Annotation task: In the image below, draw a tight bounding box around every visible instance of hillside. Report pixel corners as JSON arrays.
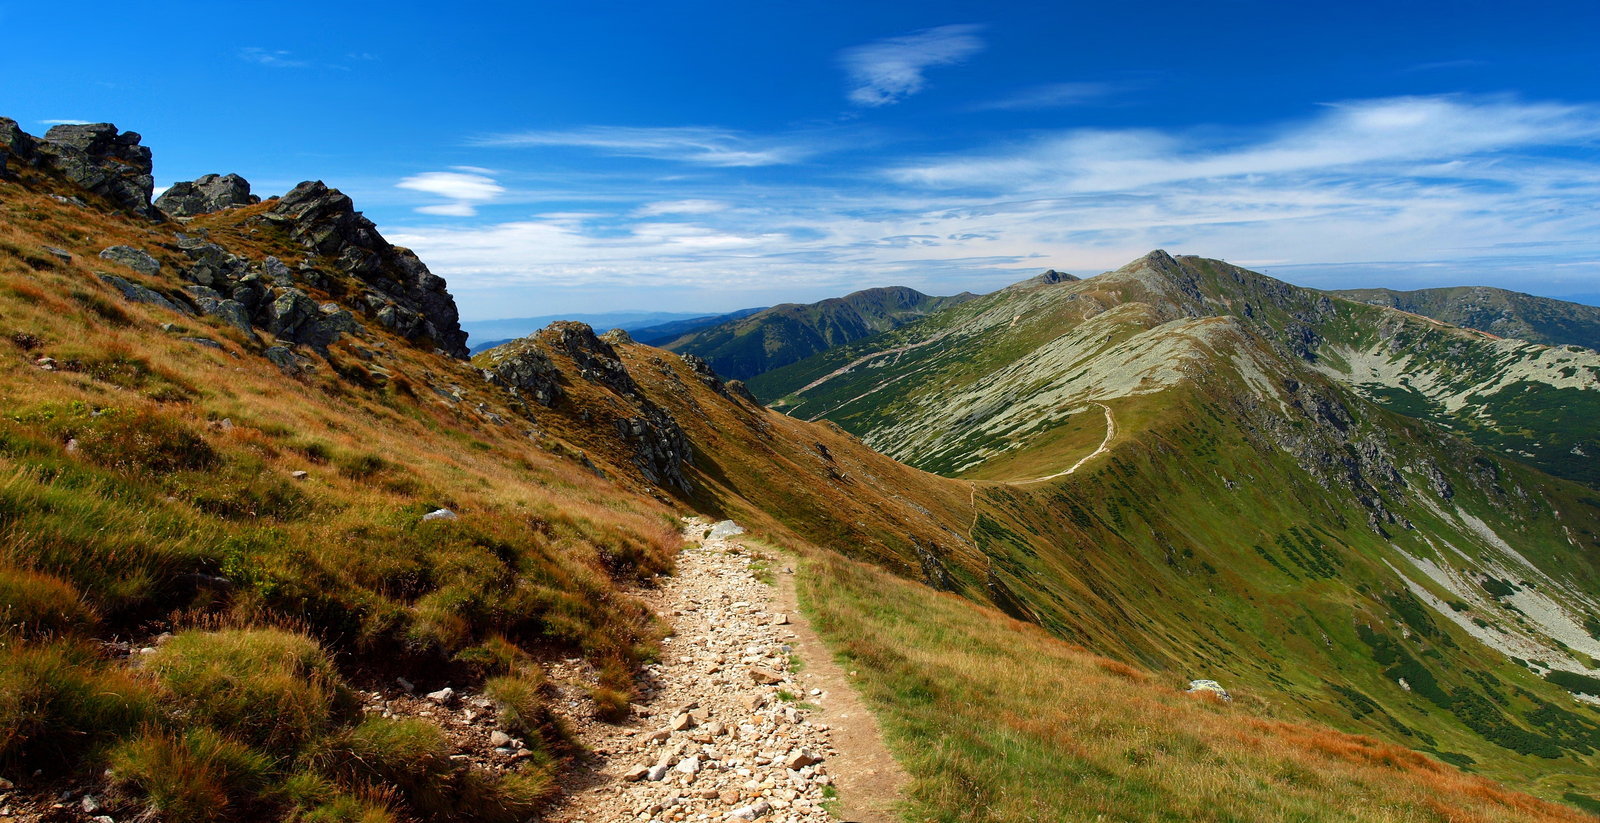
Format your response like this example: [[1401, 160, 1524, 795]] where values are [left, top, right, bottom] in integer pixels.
[[759, 251, 1600, 804], [1333, 286, 1600, 352], [3, 116, 1600, 823], [659, 285, 979, 380]]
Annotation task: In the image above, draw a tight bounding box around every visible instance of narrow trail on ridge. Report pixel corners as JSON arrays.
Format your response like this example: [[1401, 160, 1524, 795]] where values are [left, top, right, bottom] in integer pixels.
[[1013, 402, 1116, 485], [542, 516, 906, 823]]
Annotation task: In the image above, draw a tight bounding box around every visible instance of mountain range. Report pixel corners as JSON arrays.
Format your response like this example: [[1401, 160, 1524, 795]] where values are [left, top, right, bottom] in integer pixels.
[[4, 117, 1600, 822]]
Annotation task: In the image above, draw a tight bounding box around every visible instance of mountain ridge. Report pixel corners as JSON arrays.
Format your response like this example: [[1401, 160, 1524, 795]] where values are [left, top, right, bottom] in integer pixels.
[[659, 284, 978, 380], [1331, 285, 1600, 352]]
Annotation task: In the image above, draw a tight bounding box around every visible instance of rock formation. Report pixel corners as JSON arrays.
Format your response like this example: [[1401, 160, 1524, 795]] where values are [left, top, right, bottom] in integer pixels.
[[35, 123, 158, 218], [263, 181, 469, 358], [156, 173, 258, 216]]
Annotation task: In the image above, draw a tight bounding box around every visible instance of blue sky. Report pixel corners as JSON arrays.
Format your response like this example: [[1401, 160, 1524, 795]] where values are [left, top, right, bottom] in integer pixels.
[[4, 1, 1600, 320]]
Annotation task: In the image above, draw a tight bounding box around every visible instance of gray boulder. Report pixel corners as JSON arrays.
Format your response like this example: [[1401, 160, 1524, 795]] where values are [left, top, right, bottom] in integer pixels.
[[174, 236, 249, 287], [155, 173, 258, 217], [36, 124, 157, 218], [99, 245, 161, 276], [98, 274, 189, 316], [708, 520, 745, 540]]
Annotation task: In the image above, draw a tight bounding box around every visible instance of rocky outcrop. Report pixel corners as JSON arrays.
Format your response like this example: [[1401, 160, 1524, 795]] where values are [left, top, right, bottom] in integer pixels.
[[156, 173, 258, 216], [34, 124, 158, 218], [544, 321, 644, 398], [0, 117, 37, 178], [480, 343, 564, 407], [263, 181, 469, 358]]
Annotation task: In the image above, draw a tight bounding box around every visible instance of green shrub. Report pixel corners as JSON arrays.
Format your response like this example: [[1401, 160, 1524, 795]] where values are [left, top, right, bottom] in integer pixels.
[[110, 728, 273, 823], [146, 629, 351, 752]]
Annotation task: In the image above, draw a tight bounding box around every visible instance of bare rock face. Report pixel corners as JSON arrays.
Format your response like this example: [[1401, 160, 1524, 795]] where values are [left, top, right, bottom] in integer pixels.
[[156, 173, 258, 216], [264, 181, 469, 358], [35, 123, 158, 218], [0, 117, 38, 178]]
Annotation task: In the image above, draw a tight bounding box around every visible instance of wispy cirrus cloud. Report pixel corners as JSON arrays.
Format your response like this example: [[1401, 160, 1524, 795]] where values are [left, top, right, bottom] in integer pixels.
[[840, 24, 985, 107], [471, 126, 817, 167], [396, 169, 505, 217], [239, 47, 308, 68], [889, 95, 1600, 191], [39, 119, 92, 126], [970, 81, 1124, 111]]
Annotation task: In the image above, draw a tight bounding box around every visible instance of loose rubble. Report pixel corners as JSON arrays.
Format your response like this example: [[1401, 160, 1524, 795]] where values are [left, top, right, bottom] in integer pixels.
[[546, 517, 840, 823]]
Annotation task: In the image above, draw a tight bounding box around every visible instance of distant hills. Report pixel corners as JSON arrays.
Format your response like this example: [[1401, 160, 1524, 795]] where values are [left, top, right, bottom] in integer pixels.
[[463, 310, 739, 354], [657, 285, 979, 380], [1332, 286, 1600, 352], [631, 306, 766, 345]]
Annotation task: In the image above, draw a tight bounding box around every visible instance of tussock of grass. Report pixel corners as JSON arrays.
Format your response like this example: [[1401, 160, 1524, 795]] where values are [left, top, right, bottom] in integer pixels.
[[110, 728, 274, 823], [146, 629, 353, 753], [0, 640, 156, 767], [485, 672, 567, 760], [308, 717, 550, 822], [0, 566, 95, 635]]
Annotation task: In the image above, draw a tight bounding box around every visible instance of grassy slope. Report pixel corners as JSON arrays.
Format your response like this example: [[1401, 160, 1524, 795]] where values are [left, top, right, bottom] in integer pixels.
[[0, 167, 684, 820], [749, 254, 1600, 810], [796, 543, 1594, 823]]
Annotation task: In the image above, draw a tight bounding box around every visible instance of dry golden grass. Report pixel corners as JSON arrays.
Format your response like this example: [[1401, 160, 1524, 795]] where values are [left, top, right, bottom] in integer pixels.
[[795, 546, 1594, 823]]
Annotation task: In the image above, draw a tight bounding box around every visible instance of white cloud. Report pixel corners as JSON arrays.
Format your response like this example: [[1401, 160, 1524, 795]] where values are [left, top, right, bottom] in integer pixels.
[[396, 170, 505, 217], [239, 47, 308, 68], [39, 119, 92, 126], [890, 95, 1600, 191], [634, 199, 730, 216], [472, 126, 815, 167], [840, 24, 985, 107], [396, 95, 1600, 316]]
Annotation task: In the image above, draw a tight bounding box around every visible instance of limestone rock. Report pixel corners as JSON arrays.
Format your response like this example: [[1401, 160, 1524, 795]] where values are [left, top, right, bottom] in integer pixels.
[[155, 173, 257, 216], [749, 667, 782, 685], [422, 508, 458, 522], [708, 520, 745, 540], [1185, 679, 1231, 701], [785, 749, 820, 770]]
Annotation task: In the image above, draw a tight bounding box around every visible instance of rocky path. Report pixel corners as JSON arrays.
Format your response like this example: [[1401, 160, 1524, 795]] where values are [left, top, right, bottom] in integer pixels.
[[543, 517, 905, 823]]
